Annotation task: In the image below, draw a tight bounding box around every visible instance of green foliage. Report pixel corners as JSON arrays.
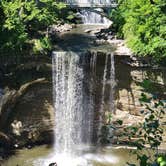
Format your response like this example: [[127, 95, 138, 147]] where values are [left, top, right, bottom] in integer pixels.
[[140, 79, 155, 93], [126, 86, 166, 166], [116, 119, 123, 125], [0, 0, 27, 52], [0, 0, 68, 55], [33, 37, 52, 54], [109, 7, 125, 38], [110, 0, 166, 61], [157, 155, 166, 166]]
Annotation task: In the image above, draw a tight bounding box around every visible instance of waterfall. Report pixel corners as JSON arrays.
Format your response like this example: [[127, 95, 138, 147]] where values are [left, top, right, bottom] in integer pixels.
[[52, 51, 85, 155], [64, 0, 113, 25], [80, 9, 112, 25], [97, 53, 115, 141], [90, 52, 97, 74], [98, 54, 108, 134], [48, 52, 116, 166], [89, 53, 97, 141], [109, 53, 115, 113]]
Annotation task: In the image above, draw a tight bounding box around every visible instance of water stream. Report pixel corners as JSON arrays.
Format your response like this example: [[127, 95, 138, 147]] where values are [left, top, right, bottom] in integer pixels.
[[49, 52, 116, 166], [65, 0, 115, 4], [65, 0, 113, 25], [52, 52, 85, 155], [79, 9, 112, 25]]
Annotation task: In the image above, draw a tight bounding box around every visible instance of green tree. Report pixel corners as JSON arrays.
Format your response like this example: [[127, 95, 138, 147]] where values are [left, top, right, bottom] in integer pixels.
[[126, 80, 166, 166], [0, 0, 67, 55], [110, 0, 166, 61]]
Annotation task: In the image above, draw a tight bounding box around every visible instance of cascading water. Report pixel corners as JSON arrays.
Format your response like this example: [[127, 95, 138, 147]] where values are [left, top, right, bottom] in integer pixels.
[[35, 52, 116, 166], [51, 51, 94, 166], [64, 0, 113, 25], [52, 52, 84, 155], [65, 0, 115, 5], [80, 9, 112, 25], [52, 51, 116, 152], [90, 52, 97, 74], [98, 54, 108, 137], [109, 53, 115, 114], [97, 53, 115, 140]]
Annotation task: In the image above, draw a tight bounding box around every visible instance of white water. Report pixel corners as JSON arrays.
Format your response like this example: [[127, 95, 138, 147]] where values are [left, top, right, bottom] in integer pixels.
[[52, 51, 116, 151], [80, 9, 112, 25], [65, 0, 113, 25], [98, 54, 108, 136], [88, 53, 97, 141], [52, 51, 116, 158], [90, 53, 97, 74], [97, 53, 115, 139], [109, 53, 115, 113], [35, 52, 116, 166], [65, 0, 115, 5], [52, 51, 86, 155]]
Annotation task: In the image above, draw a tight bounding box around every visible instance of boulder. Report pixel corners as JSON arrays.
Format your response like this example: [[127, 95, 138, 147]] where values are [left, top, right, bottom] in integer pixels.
[[49, 163, 57, 166], [49, 23, 73, 34]]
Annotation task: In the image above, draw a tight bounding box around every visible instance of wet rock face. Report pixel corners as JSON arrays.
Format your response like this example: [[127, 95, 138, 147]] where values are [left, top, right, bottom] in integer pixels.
[[6, 82, 54, 147]]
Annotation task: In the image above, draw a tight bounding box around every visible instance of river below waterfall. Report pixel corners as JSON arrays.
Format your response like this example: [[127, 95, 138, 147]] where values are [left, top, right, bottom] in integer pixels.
[[2, 145, 140, 166]]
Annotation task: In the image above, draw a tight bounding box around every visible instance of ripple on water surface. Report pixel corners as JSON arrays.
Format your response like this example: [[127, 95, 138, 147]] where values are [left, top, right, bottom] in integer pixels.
[[2, 145, 139, 166], [34, 152, 119, 166]]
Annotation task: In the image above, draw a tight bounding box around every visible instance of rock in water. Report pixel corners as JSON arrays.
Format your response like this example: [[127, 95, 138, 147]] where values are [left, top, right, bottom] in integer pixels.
[[49, 163, 57, 166]]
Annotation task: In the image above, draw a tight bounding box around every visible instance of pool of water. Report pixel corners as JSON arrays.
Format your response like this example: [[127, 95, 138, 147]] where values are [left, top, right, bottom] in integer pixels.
[[2, 145, 139, 166], [53, 25, 114, 52]]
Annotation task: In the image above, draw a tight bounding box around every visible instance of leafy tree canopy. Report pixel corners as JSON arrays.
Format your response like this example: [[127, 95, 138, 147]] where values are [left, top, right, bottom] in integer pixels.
[[0, 0, 71, 55], [111, 0, 166, 61]]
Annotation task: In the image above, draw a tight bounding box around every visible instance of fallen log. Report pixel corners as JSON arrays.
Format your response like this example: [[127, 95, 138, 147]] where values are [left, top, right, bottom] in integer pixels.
[[0, 78, 48, 129]]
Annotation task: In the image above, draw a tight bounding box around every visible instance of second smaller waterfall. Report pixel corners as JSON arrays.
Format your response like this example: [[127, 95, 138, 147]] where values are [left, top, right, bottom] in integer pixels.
[[109, 53, 115, 114], [80, 9, 112, 25]]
